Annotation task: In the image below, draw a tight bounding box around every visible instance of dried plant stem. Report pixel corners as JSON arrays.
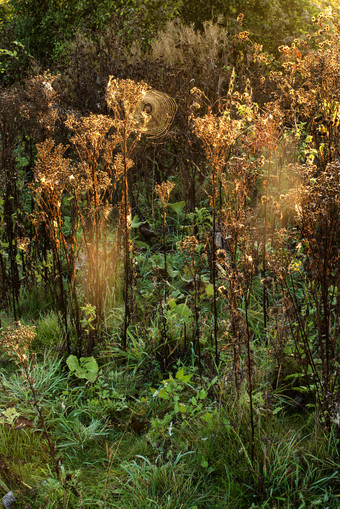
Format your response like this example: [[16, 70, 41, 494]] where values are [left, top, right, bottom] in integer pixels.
[[23, 363, 60, 476], [122, 132, 130, 350], [211, 171, 219, 365], [245, 286, 255, 464], [262, 198, 268, 344], [193, 269, 201, 369]]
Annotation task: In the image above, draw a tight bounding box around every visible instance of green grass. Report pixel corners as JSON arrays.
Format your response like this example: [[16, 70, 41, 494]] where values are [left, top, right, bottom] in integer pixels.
[[0, 314, 339, 508]]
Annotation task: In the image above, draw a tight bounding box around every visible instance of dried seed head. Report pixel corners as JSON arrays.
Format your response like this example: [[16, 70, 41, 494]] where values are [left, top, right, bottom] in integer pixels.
[[155, 181, 175, 207]]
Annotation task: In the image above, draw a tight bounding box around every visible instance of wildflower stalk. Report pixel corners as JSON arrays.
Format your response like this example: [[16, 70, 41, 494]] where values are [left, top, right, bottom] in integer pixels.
[[155, 181, 175, 361], [122, 128, 130, 350], [245, 285, 255, 463], [178, 235, 203, 367]]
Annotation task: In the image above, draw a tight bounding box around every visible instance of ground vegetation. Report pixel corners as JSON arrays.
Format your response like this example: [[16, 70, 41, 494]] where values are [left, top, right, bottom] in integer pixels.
[[0, 2, 339, 507]]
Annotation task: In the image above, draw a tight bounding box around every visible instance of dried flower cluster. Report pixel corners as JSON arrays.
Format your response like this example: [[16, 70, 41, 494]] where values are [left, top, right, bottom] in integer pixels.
[[155, 181, 175, 207]]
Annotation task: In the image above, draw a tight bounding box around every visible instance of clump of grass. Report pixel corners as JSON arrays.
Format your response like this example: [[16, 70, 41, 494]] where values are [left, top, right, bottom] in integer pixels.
[[118, 454, 213, 509]]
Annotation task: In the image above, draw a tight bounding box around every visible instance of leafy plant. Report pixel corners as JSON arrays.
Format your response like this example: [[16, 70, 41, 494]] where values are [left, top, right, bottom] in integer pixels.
[[66, 355, 99, 383]]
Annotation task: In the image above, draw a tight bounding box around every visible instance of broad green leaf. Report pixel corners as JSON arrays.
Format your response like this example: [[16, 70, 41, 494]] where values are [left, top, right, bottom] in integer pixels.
[[175, 367, 185, 380], [66, 355, 81, 374], [66, 355, 98, 382], [135, 241, 149, 249], [170, 302, 192, 321], [176, 368, 193, 383], [168, 201, 185, 214]]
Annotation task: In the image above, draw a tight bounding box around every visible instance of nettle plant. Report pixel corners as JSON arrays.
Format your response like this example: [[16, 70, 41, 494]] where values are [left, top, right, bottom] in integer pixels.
[[147, 367, 217, 442], [189, 74, 273, 349], [190, 76, 244, 364]]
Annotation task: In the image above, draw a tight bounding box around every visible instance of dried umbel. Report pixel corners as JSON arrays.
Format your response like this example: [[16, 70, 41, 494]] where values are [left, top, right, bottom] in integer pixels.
[[32, 140, 73, 251], [19, 75, 59, 140], [65, 113, 118, 200], [297, 160, 340, 278], [113, 153, 134, 184], [34, 139, 72, 195], [66, 114, 118, 165]]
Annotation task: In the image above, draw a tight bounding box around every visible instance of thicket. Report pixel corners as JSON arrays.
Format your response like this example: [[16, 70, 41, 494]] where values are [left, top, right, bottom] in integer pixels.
[[0, 4, 339, 508], [1, 0, 339, 76]]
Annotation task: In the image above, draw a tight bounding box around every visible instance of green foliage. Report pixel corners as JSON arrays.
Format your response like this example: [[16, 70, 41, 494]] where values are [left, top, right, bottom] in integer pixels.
[[3, 0, 327, 71], [8, 0, 113, 60], [147, 367, 217, 443], [66, 355, 99, 383], [179, 0, 318, 53], [6, 0, 182, 64]]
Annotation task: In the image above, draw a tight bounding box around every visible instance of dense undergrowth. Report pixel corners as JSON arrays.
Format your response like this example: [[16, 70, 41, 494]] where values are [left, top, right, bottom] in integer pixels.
[[0, 4, 339, 508]]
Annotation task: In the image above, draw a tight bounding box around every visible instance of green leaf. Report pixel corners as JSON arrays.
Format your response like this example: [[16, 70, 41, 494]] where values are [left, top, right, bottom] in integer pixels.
[[79, 357, 99, 382], [66, 355, 81, 374], [198, 389, 208, 400], [175, 367, 185, 380], [168, 201, 186, 215], [168, 298, 176, 309], [167, 265, 179, 277], [201, 412, 213, 423], [176, 367, 193, 383], [135, 241, 149, 249], [131, 216, 145, 228], [66, 355, 98, 382], [178, 403, 187, 413], [169, 302, 192, 321], [0, 407, 20, 425]]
